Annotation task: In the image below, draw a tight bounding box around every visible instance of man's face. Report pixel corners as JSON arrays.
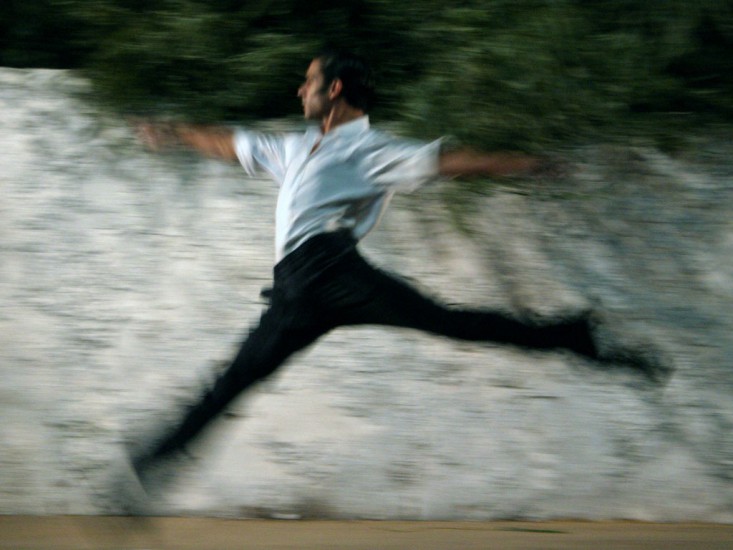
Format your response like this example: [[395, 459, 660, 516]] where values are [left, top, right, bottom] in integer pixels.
[[298, 59, 331, 120]]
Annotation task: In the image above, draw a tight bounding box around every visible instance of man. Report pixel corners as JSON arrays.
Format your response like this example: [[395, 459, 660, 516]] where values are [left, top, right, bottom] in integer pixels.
[[128, 51, 664, 504]]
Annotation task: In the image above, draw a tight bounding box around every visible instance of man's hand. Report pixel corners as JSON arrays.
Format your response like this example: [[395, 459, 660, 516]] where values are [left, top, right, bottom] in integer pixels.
[[526, 155, 571, 181], [133, 121, 181, 152], [132, 120, 237, 161], [439, 149, 570, 180]]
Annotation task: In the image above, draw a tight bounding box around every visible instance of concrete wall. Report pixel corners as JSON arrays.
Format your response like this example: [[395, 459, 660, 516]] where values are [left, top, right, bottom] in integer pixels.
[[1, 68, 732, 521]]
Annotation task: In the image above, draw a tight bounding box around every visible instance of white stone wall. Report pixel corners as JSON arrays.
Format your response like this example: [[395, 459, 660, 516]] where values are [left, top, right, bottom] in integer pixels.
[[1, 69, 732, 521]]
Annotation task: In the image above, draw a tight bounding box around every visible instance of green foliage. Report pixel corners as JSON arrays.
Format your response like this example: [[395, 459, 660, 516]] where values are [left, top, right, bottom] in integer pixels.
[[398, 1, 733, 150], [0, 0, 91, 67], [2, 0, 732, 146]]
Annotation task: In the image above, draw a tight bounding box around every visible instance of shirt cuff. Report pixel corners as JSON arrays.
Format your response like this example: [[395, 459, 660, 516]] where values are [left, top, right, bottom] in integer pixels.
[[233, 128, 257, 175]]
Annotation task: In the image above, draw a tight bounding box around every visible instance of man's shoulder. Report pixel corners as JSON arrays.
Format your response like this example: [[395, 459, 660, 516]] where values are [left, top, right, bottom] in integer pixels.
[[235, 125, 314, 149], [354, 125, 432, 153], [355, 125, 401, 146]]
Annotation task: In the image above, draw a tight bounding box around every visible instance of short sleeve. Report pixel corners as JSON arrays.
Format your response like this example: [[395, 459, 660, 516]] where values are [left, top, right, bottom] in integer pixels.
[[361, 135, 443, 192]]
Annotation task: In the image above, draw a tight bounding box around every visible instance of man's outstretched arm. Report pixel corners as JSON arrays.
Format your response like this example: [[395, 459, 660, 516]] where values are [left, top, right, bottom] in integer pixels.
[[439, 149, 562, 179], [136, 122, 238, 161]]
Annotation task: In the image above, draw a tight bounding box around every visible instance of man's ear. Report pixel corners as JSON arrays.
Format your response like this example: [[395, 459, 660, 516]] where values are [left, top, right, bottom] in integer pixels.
[[328, 78, 343, 100]]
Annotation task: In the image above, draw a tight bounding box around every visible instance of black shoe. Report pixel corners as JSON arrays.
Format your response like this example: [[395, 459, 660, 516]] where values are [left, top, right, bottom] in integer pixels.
[[101, 440, 189, 517], [588, 311, 673, 384], [130, 446, 190, 501], [103, 453, 155, 517], [596, 344, 673, 384]]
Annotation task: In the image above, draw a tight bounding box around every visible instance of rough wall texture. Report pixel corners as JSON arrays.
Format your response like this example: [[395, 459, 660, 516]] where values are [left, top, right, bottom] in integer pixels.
[[1, 69, 732, 521]]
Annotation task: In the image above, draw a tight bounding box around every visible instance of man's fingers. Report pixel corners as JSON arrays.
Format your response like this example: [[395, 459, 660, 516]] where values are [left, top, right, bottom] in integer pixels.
[[531, 155, 572, 180], [132, 121, 174, 151], [137, 123, 161, 150]]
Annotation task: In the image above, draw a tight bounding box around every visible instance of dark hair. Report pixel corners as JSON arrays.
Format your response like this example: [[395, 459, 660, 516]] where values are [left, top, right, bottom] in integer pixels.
[[316, 50, 375, 112]]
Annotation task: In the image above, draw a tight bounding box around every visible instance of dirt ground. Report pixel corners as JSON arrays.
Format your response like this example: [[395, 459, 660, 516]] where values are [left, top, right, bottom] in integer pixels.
[[1, 517, 732, 550]]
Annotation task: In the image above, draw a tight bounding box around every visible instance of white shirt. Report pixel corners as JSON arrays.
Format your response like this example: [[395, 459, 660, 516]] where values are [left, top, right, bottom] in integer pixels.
[[234, 116, 442, 261]]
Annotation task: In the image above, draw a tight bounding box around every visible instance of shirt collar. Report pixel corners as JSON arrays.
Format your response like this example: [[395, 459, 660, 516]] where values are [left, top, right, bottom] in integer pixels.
[[321, 115, 370, 139]]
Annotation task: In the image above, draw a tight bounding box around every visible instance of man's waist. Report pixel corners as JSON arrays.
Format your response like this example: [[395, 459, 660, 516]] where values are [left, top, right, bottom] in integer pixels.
[[274, 229, 358, 282]]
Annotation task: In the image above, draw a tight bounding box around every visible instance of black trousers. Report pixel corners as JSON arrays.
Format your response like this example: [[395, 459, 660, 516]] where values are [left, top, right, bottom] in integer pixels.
[[142, 230, 596, 461]]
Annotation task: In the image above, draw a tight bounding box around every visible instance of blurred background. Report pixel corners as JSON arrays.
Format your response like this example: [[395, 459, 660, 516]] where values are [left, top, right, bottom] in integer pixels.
[[2, 0, 732, 149]]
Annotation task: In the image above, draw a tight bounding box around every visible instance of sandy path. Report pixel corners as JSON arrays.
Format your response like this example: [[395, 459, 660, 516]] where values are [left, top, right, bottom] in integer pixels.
[[1, 517, 732, 550]]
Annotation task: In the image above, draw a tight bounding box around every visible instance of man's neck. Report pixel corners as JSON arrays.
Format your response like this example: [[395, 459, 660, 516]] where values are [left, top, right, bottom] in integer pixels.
[[320, 102, 365, 135]]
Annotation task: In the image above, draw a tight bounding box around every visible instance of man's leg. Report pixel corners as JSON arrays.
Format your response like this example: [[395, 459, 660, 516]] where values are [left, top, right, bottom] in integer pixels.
[[325, 252, 598, 359], [323, 250, 669, 380], [133, 297, 331, 470]]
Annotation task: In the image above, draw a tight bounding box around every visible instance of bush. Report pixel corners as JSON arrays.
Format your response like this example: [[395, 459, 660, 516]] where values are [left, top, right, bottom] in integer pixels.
[[2, 0, 731, 148]]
